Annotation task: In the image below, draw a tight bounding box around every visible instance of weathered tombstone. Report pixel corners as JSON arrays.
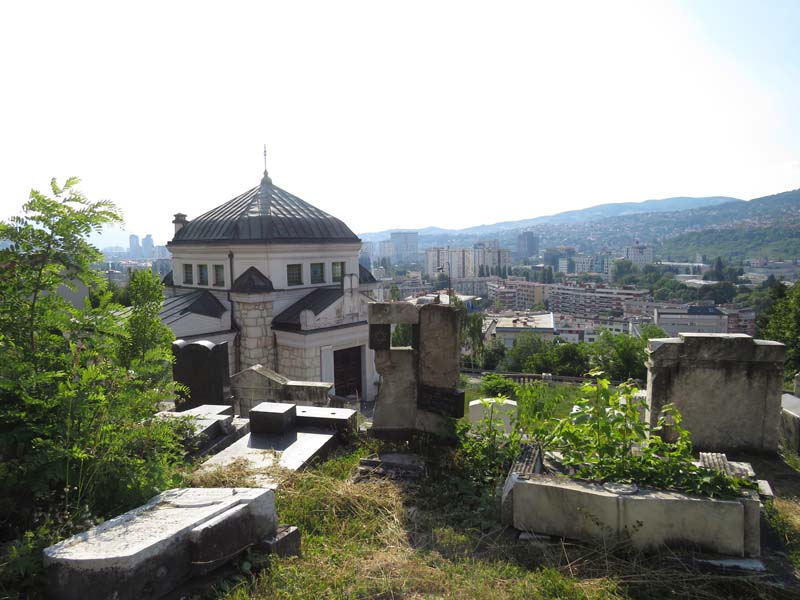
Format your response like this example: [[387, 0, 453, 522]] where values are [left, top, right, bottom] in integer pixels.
[[369, 302, 464, 439], [172, 340, 232, 410], [469, 398, 518, 434], [230, 364, 332, 415], [646, 333, 785, 453], [43, 487, 276, 600]]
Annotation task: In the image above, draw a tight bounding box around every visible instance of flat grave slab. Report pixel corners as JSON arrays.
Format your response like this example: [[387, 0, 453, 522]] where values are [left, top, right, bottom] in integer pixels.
[[43, 487, 275, 600], [201, 429, 338, 476]]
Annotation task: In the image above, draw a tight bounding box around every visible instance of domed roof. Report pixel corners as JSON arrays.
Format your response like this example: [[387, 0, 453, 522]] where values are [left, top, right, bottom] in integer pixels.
[[169, 171, 360, 246]]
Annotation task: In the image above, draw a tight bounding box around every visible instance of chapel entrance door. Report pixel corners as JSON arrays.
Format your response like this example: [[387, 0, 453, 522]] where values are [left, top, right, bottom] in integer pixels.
[[333, 346, 362, 398]]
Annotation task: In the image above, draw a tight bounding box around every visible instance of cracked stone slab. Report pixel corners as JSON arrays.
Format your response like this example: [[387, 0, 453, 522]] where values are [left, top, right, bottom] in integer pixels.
[[43, 487, 276, 600]]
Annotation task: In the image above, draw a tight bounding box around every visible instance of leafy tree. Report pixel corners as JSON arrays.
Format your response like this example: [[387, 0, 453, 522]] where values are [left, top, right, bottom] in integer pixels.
[[120, 270, 174, 370], [762, 281, 800, 377], [611, 259, 636, 282], [462, 311, 485, 369], [481, 338, 506, 370], [389, 285, 402, 301], [500, 332, 548, 372], [0, 179, 188, 586], [590, 330, 661, 381], [391, 323, 412, 347]]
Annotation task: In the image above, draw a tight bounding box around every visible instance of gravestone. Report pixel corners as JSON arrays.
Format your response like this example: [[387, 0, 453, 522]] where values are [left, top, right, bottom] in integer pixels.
[[172, 340, 232, 410], [369, 302, 464, 439], [646, 333, 785, 453], [469, 398, 518, 434], [43, 487, 276, 600], [155, 404, 249, 456], [230, 364, 332, 415]]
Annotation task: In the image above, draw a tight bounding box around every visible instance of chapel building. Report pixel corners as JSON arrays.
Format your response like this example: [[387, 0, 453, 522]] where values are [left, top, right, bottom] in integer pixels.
[[162, 166, 380, 401]]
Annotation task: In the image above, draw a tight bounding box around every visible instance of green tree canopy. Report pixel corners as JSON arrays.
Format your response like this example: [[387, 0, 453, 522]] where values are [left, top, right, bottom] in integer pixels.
[[0, 179, 187, 581], [762, 281, 800, 377]]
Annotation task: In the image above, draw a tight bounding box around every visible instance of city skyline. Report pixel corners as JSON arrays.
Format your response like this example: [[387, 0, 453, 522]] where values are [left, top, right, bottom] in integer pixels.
[[2, 1, 799, 246]]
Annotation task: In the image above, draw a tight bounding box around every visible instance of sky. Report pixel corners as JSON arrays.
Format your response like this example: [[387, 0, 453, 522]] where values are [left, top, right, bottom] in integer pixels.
[[0, 0, 798, 248]]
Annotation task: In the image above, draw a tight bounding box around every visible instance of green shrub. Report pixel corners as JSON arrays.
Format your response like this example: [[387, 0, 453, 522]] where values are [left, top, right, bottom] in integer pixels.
[[479, 373, 518, 400], [548, 371, 755, 498], [457, 397, 521, 486]]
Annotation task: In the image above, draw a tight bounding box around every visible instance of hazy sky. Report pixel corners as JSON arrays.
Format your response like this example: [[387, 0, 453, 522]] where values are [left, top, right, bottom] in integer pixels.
[[1, 0, 798, 247]]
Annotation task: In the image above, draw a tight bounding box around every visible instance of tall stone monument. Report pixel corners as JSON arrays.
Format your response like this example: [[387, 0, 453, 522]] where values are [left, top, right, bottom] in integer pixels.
[[368, 302, 464, 439], [646, 333, 785, 453], [172, 340, 232, 410]]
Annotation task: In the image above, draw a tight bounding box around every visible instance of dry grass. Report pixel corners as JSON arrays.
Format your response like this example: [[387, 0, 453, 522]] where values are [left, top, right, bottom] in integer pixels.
[[187, 457, 293, 489], [190, 444, 799, 600]]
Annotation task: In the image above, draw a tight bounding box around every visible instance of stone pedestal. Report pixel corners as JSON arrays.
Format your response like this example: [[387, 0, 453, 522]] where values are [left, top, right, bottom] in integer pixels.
[[646, 333, 785, 453]]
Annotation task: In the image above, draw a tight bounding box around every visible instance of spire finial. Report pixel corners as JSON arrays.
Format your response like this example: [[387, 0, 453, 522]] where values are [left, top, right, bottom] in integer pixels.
[[259, 144, 273, 211], [260, 144, 272, 185]]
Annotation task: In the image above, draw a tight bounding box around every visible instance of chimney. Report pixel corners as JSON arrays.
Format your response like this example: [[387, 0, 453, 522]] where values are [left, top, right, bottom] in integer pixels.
[[172, 213, 188, 234]]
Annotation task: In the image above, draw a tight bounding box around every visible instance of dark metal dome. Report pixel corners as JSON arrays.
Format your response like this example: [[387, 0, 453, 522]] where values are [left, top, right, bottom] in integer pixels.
[[169, 172, 360, 246]]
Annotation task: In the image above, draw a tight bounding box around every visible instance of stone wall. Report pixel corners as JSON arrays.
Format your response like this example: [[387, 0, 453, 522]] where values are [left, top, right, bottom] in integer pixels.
[[646, 333, 785, 453], [235, 299, 274, 370], [278, 345, 321, 382], [231, 364, 332, 414]]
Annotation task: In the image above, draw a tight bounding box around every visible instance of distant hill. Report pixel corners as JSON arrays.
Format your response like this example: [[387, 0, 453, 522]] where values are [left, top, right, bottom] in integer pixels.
[[654, 189, 800, 260], [358, 196, 741, 241]]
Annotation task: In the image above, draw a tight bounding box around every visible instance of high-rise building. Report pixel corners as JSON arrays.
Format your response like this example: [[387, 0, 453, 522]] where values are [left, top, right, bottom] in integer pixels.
[[517, 231, 539, 260], [390, 231, 419, 264], [141, 234, 155, 259], [625, 244, 654, 270], [378, 240, 395, 261], [425, 247, 448, 277], [129, 234, 141, 259]]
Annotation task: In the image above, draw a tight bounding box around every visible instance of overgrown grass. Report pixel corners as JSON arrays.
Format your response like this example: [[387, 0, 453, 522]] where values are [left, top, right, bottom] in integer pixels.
[[765, 497, 800, 572], [205, 440, 792, 600]]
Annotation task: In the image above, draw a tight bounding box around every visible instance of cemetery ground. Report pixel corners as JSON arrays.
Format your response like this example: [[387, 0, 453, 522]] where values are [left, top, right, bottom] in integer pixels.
[[176, 433, 800, 600]]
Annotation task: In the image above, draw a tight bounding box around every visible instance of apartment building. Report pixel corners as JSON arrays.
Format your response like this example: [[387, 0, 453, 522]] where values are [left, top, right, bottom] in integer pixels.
[[549, 283, 650, 318], [654, 305, 728, 336]]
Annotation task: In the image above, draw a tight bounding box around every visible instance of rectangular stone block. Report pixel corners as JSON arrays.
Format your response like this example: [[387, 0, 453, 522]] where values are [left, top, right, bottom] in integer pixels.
[[368, 302, 419, 325], [369, 324, 391, 350], [646, 334, 785, 453], [189, 504, 254, 574], [249, 402, 297, 434], [782, 394, 800, 454], [417, 384, 465, 418], [295, 405, 357, 433], [512, 476, 756, 557], [418, 304, 461, 389], [258, 525, 301, 557]]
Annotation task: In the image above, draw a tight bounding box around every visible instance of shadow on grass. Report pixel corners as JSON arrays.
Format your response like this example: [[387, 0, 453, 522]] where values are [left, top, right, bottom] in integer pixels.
[[209, 437, 800, 600]]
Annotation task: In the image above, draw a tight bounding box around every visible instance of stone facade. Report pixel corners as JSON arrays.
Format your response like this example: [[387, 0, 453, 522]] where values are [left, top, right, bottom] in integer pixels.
[[646, 333, 785, 453], [278, 345, 321, 381], [234, 296, 274, 371]]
